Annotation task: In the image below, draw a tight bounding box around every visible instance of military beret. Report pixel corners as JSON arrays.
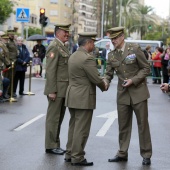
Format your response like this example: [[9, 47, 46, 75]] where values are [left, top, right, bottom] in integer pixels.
[[78, 32, 97, 41], [1, 34, 9, 39], [107, 26, 124, 39], [54, 23, 71, 32], [7, 30, 16, 35]]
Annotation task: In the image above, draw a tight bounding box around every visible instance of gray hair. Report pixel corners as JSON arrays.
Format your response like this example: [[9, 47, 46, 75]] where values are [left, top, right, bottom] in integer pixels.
[[17, 36, 24, 41]]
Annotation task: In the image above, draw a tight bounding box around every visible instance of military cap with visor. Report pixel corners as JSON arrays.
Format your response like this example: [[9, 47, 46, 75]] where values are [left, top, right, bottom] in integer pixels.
[[7, 30, 16, 35], [1, 34, 9, 39], [78, 32, 97, 41], [54, 24, 71, 32], [107, 26, 124, 39]]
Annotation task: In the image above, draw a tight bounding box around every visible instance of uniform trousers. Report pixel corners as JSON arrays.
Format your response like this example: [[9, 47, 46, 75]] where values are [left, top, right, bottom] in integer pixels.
[[65, 108, 93, 163], [117, 100, 152, 158], [45, 97, 66, 149], [13, 71, 25, 94]]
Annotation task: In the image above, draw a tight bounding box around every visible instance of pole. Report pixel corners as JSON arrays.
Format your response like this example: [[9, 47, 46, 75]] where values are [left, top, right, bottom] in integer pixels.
[[119, 0, 122, 26], [26, 61, 35, 95], [101, 0, 104, 38], [21, 22, 24, 38], [9, 62, 17, 102]]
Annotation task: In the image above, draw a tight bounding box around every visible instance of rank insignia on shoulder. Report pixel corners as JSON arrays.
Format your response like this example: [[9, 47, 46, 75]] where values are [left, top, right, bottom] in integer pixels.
[[50, 52, 54, 58]]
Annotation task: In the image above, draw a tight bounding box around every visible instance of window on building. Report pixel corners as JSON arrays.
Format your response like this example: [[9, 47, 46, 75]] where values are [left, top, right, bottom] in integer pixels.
[[50, 10, 58, 16], [50, 0, 58, 3]]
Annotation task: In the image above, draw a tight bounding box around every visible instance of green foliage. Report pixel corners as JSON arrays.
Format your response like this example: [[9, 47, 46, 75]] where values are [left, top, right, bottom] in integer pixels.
[[0, 0, 15, 24], [24, 28, 41, 37]]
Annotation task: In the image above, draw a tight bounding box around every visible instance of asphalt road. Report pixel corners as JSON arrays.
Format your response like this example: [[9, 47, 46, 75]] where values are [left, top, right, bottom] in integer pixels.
[[0, 76, 170, 170]]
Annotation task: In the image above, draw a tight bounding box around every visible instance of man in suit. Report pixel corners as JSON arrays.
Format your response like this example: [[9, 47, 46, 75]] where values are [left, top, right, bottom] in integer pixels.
[[105, 27, 152, 166], [64, 32, 107, 166], [44, 23, 71, 155]]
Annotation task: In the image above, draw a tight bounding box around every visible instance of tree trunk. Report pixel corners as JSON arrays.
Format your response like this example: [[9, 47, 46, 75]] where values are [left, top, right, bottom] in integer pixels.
[[112, 0, 117, 27], [97, 0, 102, 38]]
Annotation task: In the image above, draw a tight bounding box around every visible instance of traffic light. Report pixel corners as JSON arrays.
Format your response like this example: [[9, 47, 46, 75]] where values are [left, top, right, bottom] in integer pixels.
[[39, 8, 48, 27], [148, 25, 152, 30]]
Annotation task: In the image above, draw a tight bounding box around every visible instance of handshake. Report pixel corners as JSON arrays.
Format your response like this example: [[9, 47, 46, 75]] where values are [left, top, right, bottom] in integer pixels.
[[102, 78, 109, 91], [160, 83, 170, 93]]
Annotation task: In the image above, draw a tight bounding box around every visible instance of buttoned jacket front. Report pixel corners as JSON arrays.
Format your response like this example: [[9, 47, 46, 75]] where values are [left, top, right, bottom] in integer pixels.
[[105, 43, 150, 105], [44, 38, 70, 97]]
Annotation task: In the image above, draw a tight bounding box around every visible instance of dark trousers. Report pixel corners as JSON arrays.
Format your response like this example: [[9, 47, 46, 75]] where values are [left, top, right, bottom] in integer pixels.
[[13, 71, 26, 94], [40, 58, 43, 76], [153, 67, 161, 83], [2, 78, 10, 96]]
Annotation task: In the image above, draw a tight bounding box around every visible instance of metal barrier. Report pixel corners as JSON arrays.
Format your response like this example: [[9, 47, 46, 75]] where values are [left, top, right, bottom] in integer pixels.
[[95, 57, 106, 76]]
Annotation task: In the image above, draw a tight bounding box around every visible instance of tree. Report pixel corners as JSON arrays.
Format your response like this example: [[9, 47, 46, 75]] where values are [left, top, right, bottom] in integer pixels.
[[24, 28, 41, 38], [96, 0, 102, 38], [0, 0, 15, 24]]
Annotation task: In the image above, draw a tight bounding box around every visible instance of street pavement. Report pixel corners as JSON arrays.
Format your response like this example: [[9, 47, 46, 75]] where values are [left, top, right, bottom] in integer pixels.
[[0, 75, 170, 170]]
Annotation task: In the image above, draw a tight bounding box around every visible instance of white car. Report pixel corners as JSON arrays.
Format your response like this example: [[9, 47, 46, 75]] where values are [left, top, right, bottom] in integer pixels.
[[95, 39, 163, 53]]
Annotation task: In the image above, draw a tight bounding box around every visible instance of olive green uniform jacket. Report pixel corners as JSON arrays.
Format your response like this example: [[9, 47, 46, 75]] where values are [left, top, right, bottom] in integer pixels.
[[65, 47, 105, 109], [105, 43, 150, 105], [6, 39, 18, 63], [44, 39, 70, 96]]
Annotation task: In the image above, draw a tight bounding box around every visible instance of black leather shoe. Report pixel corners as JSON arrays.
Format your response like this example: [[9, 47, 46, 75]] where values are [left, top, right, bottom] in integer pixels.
[[64, 158, 71, 162], [45, 148, 65, 155], [19, 93, 27, 95], [71, 159, 93, 166], [108, 156, 128, 162], [142, 158, 151, 165], [58, 147, 66, 153], [12, 93, 17, 97]]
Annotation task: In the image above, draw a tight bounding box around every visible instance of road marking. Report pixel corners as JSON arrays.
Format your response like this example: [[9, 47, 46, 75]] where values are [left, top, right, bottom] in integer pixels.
[[14, 114, 45, 131], [96, 110, 118, 137]]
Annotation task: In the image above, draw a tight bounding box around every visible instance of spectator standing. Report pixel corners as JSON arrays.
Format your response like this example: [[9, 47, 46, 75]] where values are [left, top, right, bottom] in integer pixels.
[[32, 40, 46, 77], [152, 47, 163, 84], [101, 42, 111, 75], [13, 37, 31, 96], [32, 53, 42, 78], [161, 48, 170, 83], [72, 43, 79, 54]]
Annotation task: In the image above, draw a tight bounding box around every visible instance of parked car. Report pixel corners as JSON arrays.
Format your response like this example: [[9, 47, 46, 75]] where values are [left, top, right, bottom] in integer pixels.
[[94, 39, 163, 54]]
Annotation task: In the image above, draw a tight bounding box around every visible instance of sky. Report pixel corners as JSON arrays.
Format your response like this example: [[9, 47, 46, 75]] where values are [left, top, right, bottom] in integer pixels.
[[145, 0, 169, 18]]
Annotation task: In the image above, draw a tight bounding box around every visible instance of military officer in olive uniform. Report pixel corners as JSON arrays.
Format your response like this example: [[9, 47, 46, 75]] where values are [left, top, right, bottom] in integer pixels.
[[105, 27, 152, 166], [64, 33, 106, 166], [0, 34, 11, 101], [6, 30, 18, 97], [44, 24, 71, 155]]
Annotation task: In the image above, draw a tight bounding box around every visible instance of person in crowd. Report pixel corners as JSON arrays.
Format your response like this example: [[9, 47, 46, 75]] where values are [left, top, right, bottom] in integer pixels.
[[32, 52, 42, 78], [64, 32, 107, 166], [32, 40, 46, 77], [72, 43, 79, 53], [5, 30, 18, 97], [13, 37, 31, 96], [152, 47, 163, 84], [44, 23, 71, 155], [0, 34, 11, 100], [105, 27, 152, 166], [143, 45, 152, 60], [101, 42, 112, 75], [161, 48, 170, 83]]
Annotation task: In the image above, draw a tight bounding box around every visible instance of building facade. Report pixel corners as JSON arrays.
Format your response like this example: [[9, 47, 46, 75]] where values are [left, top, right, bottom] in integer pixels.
[[0, 0, 73, 38]]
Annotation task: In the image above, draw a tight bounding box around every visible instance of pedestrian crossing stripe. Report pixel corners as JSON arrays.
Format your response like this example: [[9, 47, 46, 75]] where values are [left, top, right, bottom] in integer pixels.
[[18, 9, 27, 19]]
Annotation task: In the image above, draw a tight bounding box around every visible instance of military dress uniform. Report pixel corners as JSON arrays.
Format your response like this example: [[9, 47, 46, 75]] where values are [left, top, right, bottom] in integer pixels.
[[5, 30, 18, 95], [105, 27, 152, 163], [0, 37, 10, 101], [65, 33, 105, 165], [44, 24, 71, 151]]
